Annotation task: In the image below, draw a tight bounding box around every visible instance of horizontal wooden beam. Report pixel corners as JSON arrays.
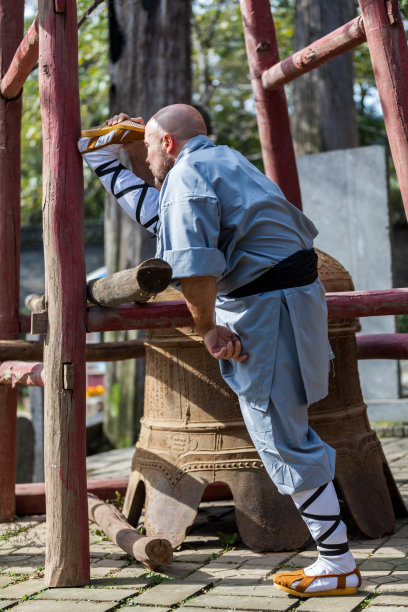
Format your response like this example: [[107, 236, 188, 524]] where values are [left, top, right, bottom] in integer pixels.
[[86, 300, 193, 333], [326, 288, 408, 319], [356, 333, 408, 360], [0, 18, 38, 99], [0, 361, 44, 387], [0, 339, 146, 362], [262, 16, 366, 91]]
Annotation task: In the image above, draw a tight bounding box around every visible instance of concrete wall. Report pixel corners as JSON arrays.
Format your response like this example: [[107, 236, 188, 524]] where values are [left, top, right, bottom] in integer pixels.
[[297, 145, 407, 421]]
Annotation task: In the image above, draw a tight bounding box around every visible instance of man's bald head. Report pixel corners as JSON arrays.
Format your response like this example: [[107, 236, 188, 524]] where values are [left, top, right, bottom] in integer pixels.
[[146, 104, 207, 144]]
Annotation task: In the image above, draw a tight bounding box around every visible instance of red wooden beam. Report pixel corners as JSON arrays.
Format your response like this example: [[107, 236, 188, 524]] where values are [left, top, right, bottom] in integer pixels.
[[0, 18, 38, 100], [262, 16, 366, 91], [358, 0, 408, 221], [0, 0, 24, 521], [0, 361, 44, 387], [326, 288, 408, 319], [86, 300, 194, 333], [239, 0, 302, 209], [356, 334, 408, 360], [38, 0, 89, 587]]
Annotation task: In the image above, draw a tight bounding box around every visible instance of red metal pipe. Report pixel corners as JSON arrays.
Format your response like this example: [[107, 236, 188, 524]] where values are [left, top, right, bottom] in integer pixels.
[[0, 0, 24, 521], [358, 0, 408, 221], [262, 16, 366, 91], [0, 361, 44, 387], [239, 0, 302, 209], [0, 18, 38, 100], [356, 334, 408, 360]]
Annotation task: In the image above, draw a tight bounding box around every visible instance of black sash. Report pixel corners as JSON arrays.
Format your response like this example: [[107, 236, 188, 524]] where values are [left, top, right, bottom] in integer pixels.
[[227, 248, 318, 299]]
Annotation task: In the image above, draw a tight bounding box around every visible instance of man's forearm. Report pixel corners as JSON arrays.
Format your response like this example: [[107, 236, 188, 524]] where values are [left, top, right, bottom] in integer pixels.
[[180, 276, 217, 337]]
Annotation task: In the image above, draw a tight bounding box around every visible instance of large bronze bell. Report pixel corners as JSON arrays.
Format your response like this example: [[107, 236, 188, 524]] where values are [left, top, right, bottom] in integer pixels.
[[123, 251, 405, 549]]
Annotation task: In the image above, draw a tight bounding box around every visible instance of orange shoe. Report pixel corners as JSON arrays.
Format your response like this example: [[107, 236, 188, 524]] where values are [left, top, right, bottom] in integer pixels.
[[273, 567, 362, 597], [79, 120, 145, 153]]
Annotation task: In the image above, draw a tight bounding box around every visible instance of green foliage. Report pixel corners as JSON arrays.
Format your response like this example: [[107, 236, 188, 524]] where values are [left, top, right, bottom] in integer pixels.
[[21, 0, 109, 224], [217, 530, 237, 551]]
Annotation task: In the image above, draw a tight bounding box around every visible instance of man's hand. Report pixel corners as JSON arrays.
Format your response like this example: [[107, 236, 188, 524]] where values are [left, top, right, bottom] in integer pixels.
[[203, 325, 247, 362], [106, 113, 145, 127]]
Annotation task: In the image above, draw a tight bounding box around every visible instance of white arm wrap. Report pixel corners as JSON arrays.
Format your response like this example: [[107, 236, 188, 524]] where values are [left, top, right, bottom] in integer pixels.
[[78, 135, 159, 234]]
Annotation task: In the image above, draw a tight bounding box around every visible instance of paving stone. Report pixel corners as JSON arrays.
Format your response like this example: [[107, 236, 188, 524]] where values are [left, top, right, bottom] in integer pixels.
[[90, 575, 152, 589], [37, 587, 138, 601], [368, 591, 408, 605], [210, 583, 282, 597], [366, 607, 408, 611], [359, 559, 399, 571], [371, 546, 408, 557], [15, 601, 115, 611], [160, 562, 206, 578], [120, 608, 172, 612], [90, 558, 129, 570], [0, 601, 17, 610], [296, 593, 370, 611], [0, 578, 45, 599], [0, 577, 12, 588], [134, 576, 214, 606], [377, 572, 408, 591], [183, 593, 294, 610]]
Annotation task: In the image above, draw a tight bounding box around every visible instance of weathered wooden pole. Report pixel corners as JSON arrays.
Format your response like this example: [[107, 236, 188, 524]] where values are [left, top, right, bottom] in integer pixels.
[[0, 0, 24, 520], [358, 0, 408, 221], [0, 18, 39, 99], [262, 16, 366, 91], [239, 0, 302, 209], [38, 0, 89, 587]]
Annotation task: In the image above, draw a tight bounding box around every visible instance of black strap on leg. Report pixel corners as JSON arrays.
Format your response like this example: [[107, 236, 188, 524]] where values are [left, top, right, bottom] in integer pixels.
[[297, 483, 349, 556]]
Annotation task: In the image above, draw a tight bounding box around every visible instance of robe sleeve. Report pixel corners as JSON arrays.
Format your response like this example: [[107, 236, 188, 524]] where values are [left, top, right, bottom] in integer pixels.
[[159, 192, 226, 279], [78, 137, 159, 234]]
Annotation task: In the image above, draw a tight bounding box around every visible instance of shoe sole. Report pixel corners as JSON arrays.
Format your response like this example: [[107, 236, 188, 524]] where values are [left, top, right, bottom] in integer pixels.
[[82, 120, 145, 138], [274, 583, 359, 597]]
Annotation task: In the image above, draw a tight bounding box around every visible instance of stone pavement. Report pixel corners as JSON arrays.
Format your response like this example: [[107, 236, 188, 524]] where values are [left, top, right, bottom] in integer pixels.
[[1, 437, 408, 611]]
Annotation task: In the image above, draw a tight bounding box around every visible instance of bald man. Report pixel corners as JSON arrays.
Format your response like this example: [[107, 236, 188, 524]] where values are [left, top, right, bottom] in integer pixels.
[[78, 104, 360, 598]]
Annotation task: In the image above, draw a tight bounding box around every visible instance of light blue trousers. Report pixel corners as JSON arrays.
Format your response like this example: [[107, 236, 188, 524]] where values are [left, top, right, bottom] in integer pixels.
[[238, 296, 336, 496]]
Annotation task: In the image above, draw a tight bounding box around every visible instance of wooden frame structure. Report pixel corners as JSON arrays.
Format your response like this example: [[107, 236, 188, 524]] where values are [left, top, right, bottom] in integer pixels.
[[0, 0, 408, 587]]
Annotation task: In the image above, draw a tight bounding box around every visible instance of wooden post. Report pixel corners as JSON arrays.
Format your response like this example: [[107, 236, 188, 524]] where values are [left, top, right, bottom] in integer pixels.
[[0, 18, 39, 99], [239, 0, 302, 209], [38, 0, 89, 587], [358, 0, 408, 220], [0, 0, 24, 520]]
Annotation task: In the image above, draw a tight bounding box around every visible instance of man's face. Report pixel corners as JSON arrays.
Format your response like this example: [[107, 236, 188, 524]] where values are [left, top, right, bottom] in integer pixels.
[[145, 123, 175, 190]]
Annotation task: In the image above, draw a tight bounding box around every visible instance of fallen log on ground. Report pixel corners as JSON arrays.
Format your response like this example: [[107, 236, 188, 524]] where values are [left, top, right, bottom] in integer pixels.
[[87, 492, 173, 569], [87, 258, 172, 307]]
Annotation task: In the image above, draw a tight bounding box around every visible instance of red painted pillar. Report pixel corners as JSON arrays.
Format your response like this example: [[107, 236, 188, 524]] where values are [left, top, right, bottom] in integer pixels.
[[38, 0, 89, 586], [0, 0, 24, 519], [239, 0, 302, 209], [359, 0, 408, 221]]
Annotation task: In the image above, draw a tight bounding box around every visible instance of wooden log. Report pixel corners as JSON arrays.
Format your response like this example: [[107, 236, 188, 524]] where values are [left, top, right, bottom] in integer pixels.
[[87, 258, 172, 307], [239, 0, 302, 209], [0, 0, 24, 520], [0, 18, 38, 99], [38, 0, 89, 587], [0, 338, 146, 362], [262, 16, 366, 91], [0, 361, 44, 387], [326, 288, 408, 319], [87, 493, 173, 569]]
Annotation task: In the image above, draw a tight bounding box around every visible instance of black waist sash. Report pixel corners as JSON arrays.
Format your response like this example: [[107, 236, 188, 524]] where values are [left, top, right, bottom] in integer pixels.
[[227, 248, 318, 299]]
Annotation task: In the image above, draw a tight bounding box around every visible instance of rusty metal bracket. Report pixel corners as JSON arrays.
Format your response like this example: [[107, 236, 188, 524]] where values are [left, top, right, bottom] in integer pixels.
[[385, 0, 399, 24], [63, 363, 74, 390], [31, 310, 48, 335]]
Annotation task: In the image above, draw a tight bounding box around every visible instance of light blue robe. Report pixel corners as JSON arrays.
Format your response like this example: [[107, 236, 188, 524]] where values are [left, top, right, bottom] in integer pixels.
[[155, 135, 336, 494]]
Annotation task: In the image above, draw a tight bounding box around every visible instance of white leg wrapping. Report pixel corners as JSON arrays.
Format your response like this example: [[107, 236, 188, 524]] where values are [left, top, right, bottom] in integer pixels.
[[291, 481, 359, 593]]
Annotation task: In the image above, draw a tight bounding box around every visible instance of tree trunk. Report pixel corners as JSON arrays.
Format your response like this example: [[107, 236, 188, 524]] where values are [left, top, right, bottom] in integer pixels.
[[104, 0, 191, 447], [292, 0, 358, 154]]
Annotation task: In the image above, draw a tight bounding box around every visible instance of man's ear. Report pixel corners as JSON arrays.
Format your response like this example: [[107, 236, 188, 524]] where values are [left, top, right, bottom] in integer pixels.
[[163, 133, 174, 154]]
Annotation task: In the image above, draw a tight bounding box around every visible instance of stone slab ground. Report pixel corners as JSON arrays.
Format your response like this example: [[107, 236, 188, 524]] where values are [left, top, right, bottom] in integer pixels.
[[1, 437, 408, 611]]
